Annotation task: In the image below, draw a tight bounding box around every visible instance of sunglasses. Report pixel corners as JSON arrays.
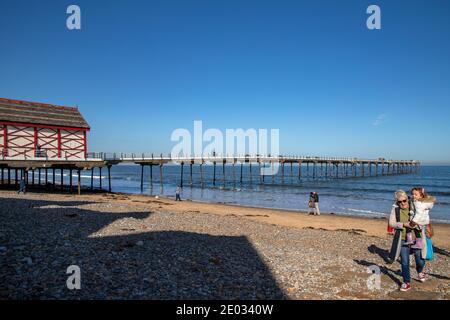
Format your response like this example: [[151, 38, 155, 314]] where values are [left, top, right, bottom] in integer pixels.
[[397, 199, 408, 204]]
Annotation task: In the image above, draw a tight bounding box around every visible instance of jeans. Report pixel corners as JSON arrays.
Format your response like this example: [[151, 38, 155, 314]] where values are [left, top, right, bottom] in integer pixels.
[[400, 240, 425, 283], [175, 194, 181, 201]]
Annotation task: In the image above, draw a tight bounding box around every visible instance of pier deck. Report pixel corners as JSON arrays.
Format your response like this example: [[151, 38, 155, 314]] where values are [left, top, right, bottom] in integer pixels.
[[0, 153, 420, 194]]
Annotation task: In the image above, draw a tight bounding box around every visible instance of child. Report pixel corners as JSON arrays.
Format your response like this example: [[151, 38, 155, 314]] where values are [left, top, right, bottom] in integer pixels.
[[406, 187, 436, 249]]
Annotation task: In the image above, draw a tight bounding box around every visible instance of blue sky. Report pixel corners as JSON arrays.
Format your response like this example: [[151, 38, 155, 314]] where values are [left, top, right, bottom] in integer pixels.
[[1, 0, 449, 164]]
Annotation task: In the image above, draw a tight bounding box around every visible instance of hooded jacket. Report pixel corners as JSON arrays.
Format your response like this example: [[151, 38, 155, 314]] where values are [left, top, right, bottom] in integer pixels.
[[411, 196, 435, 225]]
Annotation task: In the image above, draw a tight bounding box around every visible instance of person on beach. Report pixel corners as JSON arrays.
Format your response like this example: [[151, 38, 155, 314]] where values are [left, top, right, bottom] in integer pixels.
[[175, 186, 181, 201], [18, 177, 26, 194], [405, 187, 435, 249], [388, 190, 427, 292], [308, 192, 320, 215]]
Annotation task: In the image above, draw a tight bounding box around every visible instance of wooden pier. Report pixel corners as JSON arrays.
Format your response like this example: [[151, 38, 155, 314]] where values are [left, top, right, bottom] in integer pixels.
[[0, 153, 420, 194], [0, 98, 422, 195]]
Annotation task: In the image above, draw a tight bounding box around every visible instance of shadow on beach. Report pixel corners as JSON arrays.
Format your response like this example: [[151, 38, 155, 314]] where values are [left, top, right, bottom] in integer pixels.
[[0, 196, 286, 300], [355, 244, 450, 285]]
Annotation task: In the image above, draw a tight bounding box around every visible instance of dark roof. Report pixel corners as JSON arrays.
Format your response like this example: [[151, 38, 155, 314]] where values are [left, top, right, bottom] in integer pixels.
[[0, 98, 90, 129]]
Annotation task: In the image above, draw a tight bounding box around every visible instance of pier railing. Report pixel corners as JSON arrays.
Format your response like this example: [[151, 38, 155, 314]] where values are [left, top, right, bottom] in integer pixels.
[[84, 152, 419, 165]]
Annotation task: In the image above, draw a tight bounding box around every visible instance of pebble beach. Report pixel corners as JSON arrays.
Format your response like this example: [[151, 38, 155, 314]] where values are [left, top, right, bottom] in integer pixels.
[[0, 190, 449, 300]]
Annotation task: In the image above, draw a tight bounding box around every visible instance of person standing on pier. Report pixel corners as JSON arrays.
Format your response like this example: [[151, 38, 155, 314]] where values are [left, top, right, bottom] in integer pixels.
[[18, 177, 26, 194], [175, 186, 182, 201]]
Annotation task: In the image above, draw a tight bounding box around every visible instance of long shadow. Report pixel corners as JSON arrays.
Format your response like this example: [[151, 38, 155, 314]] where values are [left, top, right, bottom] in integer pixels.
[[365, 245, 450, 282], [0, 196, 286, 299], [433, 246, 450, 258], [367, 244, 392, 264]]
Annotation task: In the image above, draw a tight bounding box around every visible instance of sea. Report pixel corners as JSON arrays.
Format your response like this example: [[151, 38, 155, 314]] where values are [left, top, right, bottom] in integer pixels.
[[21, 164, 450, 223]]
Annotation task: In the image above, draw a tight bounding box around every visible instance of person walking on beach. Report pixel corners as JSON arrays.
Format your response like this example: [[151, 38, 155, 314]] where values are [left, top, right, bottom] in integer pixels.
[[18, 177, 26, 194], [308, 191, 320, 215], [175, 186, 181, 201], [388, 190, 427, 292]]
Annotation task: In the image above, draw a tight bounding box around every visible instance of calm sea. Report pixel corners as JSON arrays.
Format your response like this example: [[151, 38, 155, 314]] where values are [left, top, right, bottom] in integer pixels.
[[29, 164, 450, 223]]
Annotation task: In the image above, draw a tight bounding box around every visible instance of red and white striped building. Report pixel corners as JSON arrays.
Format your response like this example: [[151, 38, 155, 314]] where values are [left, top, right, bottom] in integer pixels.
[[0, 98, 90, 160]]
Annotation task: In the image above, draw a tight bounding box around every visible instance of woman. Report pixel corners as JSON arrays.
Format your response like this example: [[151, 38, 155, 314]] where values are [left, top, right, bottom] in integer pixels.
[[308, 192, 320, 215], [388, 190, 427, 292]]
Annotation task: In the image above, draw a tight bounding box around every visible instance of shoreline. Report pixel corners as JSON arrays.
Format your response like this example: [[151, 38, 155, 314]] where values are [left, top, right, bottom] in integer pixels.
[[4, 188, 447, 247], [116, 193, 450, 248]]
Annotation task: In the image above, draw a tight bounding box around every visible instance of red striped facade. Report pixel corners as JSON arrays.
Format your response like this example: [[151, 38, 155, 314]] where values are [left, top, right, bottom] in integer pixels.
[[0, 122, 89, 159]]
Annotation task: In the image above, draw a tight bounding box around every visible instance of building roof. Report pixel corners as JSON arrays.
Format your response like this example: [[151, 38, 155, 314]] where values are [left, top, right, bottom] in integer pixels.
[[0, 98, 90, 129]]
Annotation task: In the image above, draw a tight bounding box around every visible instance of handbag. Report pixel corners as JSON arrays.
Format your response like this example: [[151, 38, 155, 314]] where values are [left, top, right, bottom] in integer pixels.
[[425, 237, 433, 260]]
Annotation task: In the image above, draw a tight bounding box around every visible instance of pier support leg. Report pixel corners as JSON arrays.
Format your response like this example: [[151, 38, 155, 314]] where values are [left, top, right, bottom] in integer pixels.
[[69, 169, 73, 193], [159, 164, 163, 188], [213, 162, 216, 186], [38, 168, 41, 186], [180, 162, 184, 188], [108, 165, 112, 192], [233, 162, 236, 187], [290, 162, 293, 182], [306, 162, 309, 179], [140, 165, 144, 192], [91, 168, 94, 191], [190, 163, 193, 186], [1, 167, 3, 185], [240, 163, 243, 183], [150, 165, 153, 189], [77, 169, 81, 195], [298, 161, 302, 180], [99, 167, 102, 190], [8, 168, 11, 185], [45, 168, 48, 188], [61, 169, 64, 191], [31, 169, 34, 186], [272, 162, 275, 183], [312, 162, 316, 180], [249, 162, 252, 184], [259, 162, 263, 183], [222, 161, 226, 186], [200, 163, 203, 186]]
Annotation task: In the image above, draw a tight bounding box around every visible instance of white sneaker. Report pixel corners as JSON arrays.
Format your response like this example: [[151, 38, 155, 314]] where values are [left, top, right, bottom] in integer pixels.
[[418, 272, 427, 282]]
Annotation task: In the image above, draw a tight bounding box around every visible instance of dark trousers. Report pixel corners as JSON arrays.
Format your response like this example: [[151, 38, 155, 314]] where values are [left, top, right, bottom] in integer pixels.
[[400, 240, 425, 283], [175, 194, 181, 201]]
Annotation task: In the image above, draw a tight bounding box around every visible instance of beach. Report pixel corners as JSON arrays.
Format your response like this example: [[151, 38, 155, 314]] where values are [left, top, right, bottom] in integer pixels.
[[0, 190, 449, 300]]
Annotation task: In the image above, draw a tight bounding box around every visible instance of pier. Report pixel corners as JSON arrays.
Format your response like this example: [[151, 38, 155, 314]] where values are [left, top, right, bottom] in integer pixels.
[[1, 152, 420, 194], [0, 97, 421, 195]]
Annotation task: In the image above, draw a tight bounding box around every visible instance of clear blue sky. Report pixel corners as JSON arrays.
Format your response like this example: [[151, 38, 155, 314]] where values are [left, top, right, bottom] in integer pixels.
[[1, 0, 449, 164]]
